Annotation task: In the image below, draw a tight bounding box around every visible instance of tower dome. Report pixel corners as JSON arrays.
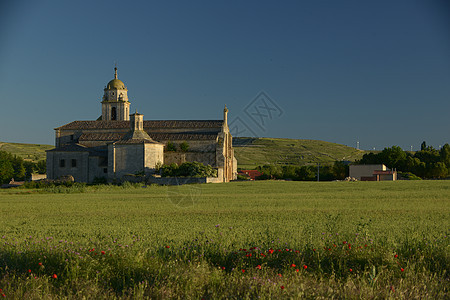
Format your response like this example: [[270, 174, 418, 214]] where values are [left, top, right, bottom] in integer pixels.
[[101, 67, 130, 121], [105, 67, 127, 90]]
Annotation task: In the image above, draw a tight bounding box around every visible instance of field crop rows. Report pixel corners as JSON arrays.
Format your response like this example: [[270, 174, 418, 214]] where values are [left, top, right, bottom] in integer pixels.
[[0, 181, 448, 298]]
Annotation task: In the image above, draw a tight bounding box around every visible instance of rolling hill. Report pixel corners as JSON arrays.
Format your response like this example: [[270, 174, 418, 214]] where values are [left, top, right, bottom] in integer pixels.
[[0, 138, 367, 168], [233, 137, 366, 169], [0, 142, 53, 162]]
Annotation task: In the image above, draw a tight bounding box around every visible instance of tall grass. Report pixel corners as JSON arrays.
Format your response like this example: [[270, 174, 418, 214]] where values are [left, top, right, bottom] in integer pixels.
[[0, 181, 448, 298]]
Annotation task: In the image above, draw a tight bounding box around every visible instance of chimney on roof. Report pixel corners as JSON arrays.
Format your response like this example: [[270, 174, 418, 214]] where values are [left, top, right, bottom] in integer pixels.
[[130, 111, 144, 132]]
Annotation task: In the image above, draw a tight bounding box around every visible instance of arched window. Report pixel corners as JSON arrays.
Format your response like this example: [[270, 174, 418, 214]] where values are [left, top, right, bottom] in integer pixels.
[[111, 107, 117, 120]]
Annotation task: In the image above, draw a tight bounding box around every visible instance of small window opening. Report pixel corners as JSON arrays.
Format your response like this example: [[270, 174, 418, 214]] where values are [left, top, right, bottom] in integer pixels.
[[111, 107, 117, 120], [71, 159, 77, 168], [60, 159, 65, 168]]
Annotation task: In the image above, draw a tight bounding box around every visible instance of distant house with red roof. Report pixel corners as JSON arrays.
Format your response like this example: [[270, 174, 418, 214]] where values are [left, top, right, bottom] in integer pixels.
[[238, 170, 263, 180]]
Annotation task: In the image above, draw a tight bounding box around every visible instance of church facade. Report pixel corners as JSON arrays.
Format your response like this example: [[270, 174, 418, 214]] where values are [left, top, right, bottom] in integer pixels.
[[46, 68, 237, 183]]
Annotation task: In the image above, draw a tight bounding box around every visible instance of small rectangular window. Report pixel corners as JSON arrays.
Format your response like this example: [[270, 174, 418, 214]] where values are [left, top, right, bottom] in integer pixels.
[[103, 168, 107, 174], [71, 159, 77, 168], [60, 159, 65, 168], [70, 135, 74, 141]]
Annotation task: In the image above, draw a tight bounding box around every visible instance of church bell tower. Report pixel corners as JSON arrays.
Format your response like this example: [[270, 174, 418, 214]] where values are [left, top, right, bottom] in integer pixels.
[[101, 67, 130, 121]]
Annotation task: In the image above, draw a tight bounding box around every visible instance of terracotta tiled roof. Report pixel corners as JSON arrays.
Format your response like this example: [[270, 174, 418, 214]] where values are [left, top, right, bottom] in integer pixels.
[[56, 120, 224, 130], [79, 133, 124, 141], [114, 139, 162, 145], [46, 144, 108, 157], [149, 132, 218, 141], [46, 143, 89, 152], [79, 132, 219, 142]]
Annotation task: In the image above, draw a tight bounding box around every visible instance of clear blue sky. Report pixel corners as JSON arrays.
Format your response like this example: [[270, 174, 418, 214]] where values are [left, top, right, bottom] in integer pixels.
[[1, 0, 449, 150]]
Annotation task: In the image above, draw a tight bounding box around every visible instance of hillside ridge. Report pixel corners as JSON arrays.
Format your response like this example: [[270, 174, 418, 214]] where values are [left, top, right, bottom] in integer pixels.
[[0, 138, 367, 168]]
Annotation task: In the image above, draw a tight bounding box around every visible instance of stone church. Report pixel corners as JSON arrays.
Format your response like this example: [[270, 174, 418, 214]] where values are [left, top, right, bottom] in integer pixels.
[[46, 68, 237, 183]]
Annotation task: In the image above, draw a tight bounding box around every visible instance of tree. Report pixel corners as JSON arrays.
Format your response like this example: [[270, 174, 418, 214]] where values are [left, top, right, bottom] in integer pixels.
[[12, 156, 26, 180], [440, 143, 450, 168], [0, 159, 14, 184], [282, 165, 298, 180], [36, 160, 46, 174], [257, 165, 282, 179], [379, 146, 407, 170], [429, 162, 448, 179], [166, 141, 176, 151], [295, 166, 316, 181], [179, 141, 189, 152], [24, 161, 36, 178], [331, 161, 349, 180], [421, 141, 427, 151]]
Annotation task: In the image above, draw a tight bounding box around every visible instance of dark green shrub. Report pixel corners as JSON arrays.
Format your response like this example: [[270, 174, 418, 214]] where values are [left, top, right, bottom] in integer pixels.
[[166, 141, 176, 151]]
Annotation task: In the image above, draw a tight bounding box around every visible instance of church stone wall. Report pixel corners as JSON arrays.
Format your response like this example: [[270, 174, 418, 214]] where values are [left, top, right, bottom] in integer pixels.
[[144, 144, 164, 171], [46, 151, 89, 182], [88, 156, 108, 182], [108, 143, 164, 181], [164, 152, 216, 166], [109, 144, 144, 179], [160, 140, 217, 152]]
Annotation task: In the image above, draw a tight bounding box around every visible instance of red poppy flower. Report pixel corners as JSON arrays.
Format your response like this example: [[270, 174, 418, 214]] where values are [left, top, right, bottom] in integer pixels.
[[38, 262, 42, 266], [221, 266, 225, 270], [1, 293, 5, 297], [394, 254, 398, 258], [303, 265, 307, 269], [349, 268, 353, 272], [165, 246, 170, 248], [295, 269, 299, 272], [268, 249, 274, 254], [28, 269, 31, 273], [278, 273, 282, 277], [242, 269, 245, 273], [401, 268, 404, 272], [280, 286, 285, 289], [52, 274, 57, 279], [290, 264, 296, 268], [256, 265, 261, 270]]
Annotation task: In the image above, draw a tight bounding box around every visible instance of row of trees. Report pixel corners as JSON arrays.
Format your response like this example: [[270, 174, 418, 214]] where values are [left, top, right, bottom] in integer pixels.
[[357, 142, 450, 179], [0, 151, 46, 184], [161, 161, 217, 177], [254, 161, 348, 181], [166, 141, 189, 152]]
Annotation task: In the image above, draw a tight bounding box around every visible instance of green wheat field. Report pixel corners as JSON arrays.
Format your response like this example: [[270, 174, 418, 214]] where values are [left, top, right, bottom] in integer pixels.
[[0, 181, 449, 299]]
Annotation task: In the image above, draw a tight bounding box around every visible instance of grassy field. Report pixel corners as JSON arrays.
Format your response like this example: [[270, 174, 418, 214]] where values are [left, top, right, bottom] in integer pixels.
[[0, 142, 53, 162], [0, 181, 449, 298], [233, 137, 367, 169]]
